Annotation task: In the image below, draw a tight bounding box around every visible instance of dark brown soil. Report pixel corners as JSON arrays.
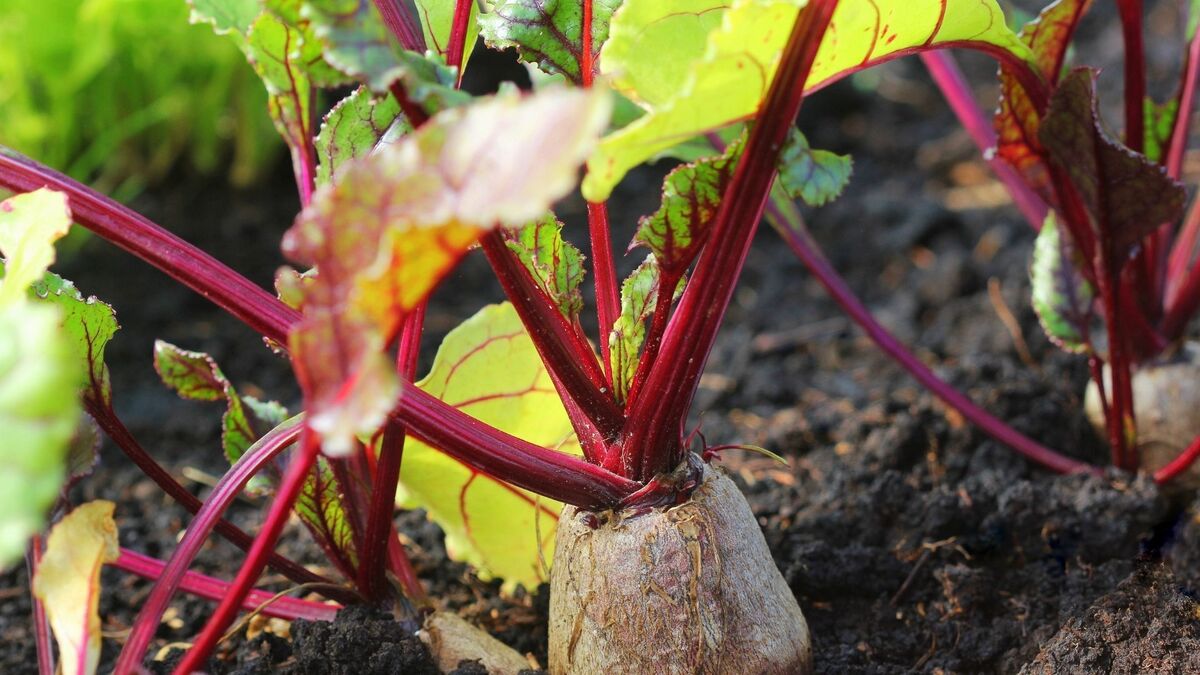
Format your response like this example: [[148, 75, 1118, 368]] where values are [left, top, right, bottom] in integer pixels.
[[4, 21, 1200, 673]]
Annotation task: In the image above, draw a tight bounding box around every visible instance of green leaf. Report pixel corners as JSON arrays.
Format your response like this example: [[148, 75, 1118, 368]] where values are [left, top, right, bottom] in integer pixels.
[[24, 270, 120, 403], [32, 500, 118, 675], [584, 0, 1033, 200], [397, 303, 580, 590], [0, 188, 71, 306], [1030, 212, 1094, 353], [315, 86, 410, 187], [247, 12, 321, 180], [189, 0, 261, 38], [416, 0, 481, 71], [504, 215, 586, 321], [296, 456, 360, 573], [776, 129, 851, 207], [478, 0, 621, 82], [1144, 97, 1179, 164], [284, 87, 610, 455], [632, 134, 742, 276], [153, 341, 283, 470], [0, 302, 79, 569], [1039, 69, 1187, 257], [608, 256, 661, 402]]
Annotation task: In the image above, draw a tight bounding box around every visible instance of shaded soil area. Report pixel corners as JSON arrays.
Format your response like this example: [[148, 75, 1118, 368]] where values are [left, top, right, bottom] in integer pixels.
[[5, 19, 1200, 673]]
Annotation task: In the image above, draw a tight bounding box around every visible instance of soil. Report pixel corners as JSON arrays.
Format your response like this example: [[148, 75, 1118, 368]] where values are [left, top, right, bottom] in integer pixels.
[[5, 12, 1200, 672]]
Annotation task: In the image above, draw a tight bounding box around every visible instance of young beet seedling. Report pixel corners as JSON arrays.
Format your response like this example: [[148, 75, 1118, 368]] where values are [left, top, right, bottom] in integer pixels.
[[0, 0, 1075, 673]]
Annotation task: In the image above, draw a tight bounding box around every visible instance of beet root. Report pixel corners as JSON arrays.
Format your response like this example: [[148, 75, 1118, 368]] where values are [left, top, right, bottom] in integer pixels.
[[1084, 342, 1200, 484], [548, 463, 811, 674]]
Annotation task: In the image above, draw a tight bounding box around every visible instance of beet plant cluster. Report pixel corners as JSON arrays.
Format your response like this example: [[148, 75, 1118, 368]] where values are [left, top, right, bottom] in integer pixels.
[[3, 0, 1200, 673]]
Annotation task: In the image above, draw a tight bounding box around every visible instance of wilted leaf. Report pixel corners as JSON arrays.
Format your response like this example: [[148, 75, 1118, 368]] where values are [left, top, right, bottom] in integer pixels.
[[416, 0, 481, 71], [632, 135, 742, 276], [994, 0, 1091, 203], [584, 0, 1033, 200], [776, 129, 851, 207], [32, 501, 119, 675], [396, 303, 579, 590], [504, 215, 586, 321], [1031, 212, 1094, 353], [479, 0, 621, 82], [283, 87, 610, 455], [316, 86, 409, 186], [1039, 69, 1187, 259], [608, 256, 661, 402]]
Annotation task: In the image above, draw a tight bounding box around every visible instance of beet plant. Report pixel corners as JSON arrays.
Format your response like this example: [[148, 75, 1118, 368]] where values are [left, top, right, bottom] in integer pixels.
[[761, 0, 1200, 485], [0, 0, 1078, 672]]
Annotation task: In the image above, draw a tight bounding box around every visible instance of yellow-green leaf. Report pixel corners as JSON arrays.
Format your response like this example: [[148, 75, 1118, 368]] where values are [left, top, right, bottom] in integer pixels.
[[416, 0, 481, 71], [283, 87, 610, 455], [396, 303, 579, 591], [583, 0, 1033, 200], [0, 188, 71, 306], [32, 500, 119, 675]]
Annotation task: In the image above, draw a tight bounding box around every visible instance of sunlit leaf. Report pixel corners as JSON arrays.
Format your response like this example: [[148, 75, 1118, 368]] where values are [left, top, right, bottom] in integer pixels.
[[0, 189, 81, 568], [632, 134, 741, 276], [994, 0, 1091, 204], [479, 0, 621, 82], [0, 189, 71, 305], [608, 256, 660, 402], [0, 303, 78, 568], [189, 0, 261, 37], [416, 0, 481, 71], [1039, 69, 1186, 258], [396, 303, 579, 590], [1031, 212, 1094, 353], [283, 87, 610, 455], [584, 0, 1032, 200], [316, 86, 409, 187], [776, 129, 851, 207], [32, 500, 119, 675], [23, 271, 119, 402], [504, 215, 586, 321]]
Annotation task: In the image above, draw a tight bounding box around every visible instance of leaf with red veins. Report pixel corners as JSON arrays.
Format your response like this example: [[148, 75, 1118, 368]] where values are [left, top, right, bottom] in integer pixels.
[[608, 255, 662, 402], [396, 303, 581, 590], [295, 456, 360, 573], [504, 214, 586, 321], [994, 0, 1092, 204], [315, 86, 410, 187], [283, 87, 611, 456], [1039, 69, 1187, 261], [478, 0, 623, 83], [632, 134, 742, 277]]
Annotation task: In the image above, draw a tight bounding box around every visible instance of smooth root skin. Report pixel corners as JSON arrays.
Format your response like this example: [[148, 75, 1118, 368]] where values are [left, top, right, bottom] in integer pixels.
[[1085, 342, 1200, 485], [549, 463, 812, 674]]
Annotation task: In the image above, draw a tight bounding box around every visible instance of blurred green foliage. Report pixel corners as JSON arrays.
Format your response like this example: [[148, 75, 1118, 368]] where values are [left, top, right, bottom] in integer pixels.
[[0, 0, 280, 195]]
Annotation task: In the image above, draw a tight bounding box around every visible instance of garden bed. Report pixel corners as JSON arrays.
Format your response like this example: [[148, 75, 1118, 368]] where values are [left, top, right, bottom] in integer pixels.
[[3, 45, 1200, 673]]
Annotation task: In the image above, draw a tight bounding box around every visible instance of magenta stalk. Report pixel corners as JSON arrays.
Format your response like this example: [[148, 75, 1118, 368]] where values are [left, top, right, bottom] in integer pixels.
[[623, 0, 840, 481], [587, 201, 620, 382], [766, 190, 1100, 476], [26, 536, 54, 675], [371, 0, 426, 52], [115, 419, 317, 673], [919, 51, 1049, 230], [172, 434, 321, 674], [114, 548, 339, 622], [0, 149, 297, 344], [395, 384, 639, 508]]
